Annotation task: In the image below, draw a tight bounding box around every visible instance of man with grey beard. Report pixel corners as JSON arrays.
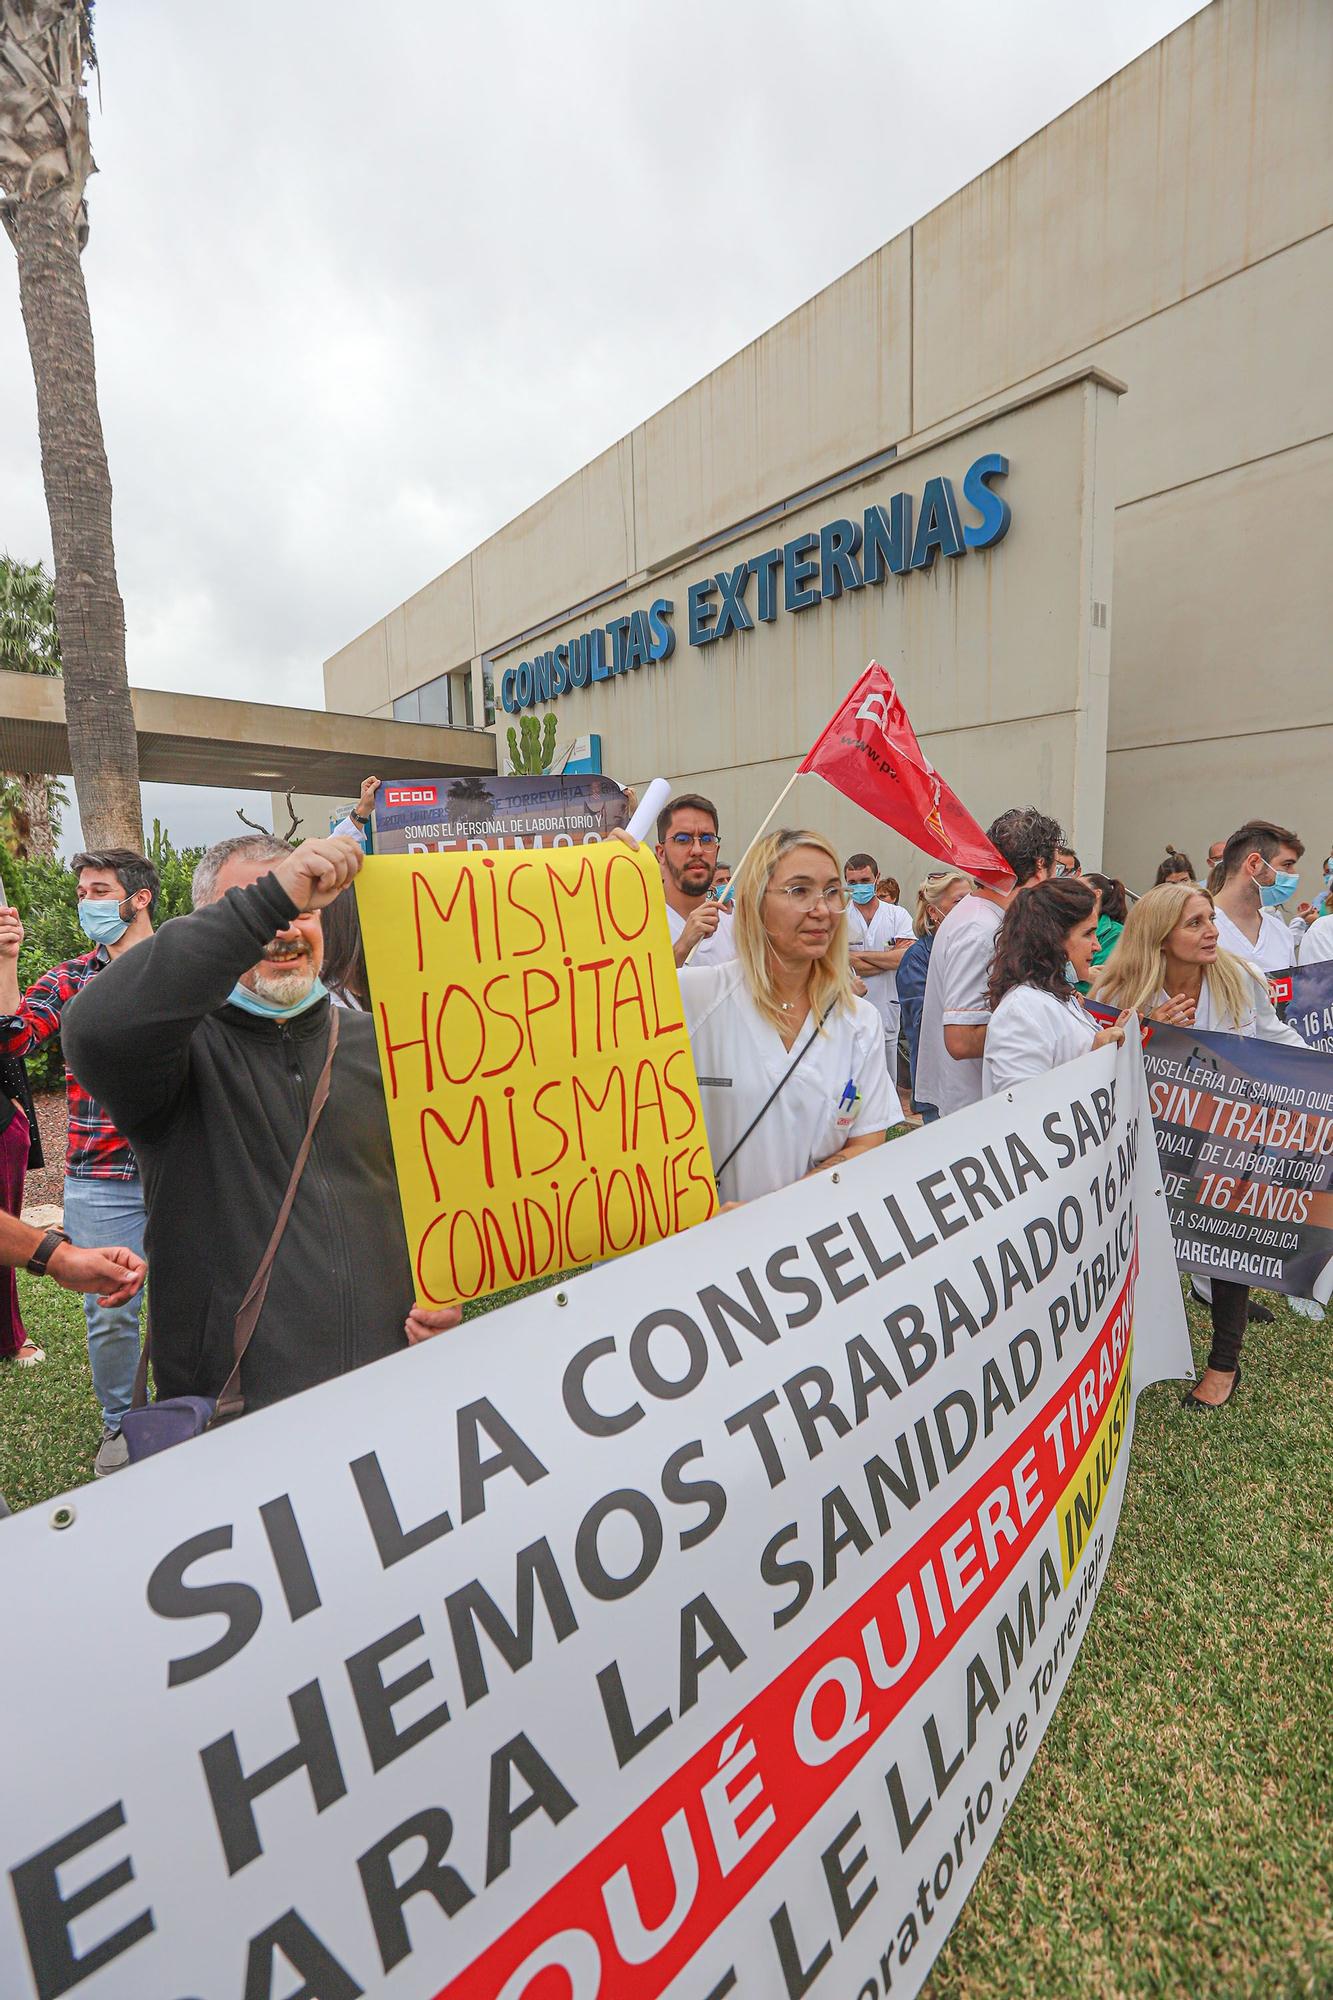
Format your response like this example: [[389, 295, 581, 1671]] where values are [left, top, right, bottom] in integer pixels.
[[64, 833, 460, 1415]]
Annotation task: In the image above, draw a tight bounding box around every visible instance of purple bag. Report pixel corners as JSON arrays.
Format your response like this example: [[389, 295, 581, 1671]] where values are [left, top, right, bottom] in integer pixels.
[[120, 1396, 217, 1462]]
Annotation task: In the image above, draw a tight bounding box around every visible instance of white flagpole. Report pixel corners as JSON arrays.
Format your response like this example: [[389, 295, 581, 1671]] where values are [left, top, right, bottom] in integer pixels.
[[682, 768, 801, 965]]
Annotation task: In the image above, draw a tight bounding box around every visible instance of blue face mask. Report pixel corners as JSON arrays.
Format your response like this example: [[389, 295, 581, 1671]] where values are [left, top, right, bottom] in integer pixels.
[[78, 898, 131, 947], [1259, 866, 1300, 908], [1064, 958, 1080, 986], [227, 977, 328, 1021], [849, 882, 877, 905]]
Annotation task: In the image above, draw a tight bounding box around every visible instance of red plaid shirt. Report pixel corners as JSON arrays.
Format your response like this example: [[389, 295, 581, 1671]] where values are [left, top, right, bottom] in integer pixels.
[[0, 948, 138, 1180]]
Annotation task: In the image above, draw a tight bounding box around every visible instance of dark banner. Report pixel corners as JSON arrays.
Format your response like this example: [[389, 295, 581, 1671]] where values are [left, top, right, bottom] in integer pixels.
[[1091, 1012, 1333, 1300], [370, 773, 630, 853], [1270, 957, 1333, 1055]]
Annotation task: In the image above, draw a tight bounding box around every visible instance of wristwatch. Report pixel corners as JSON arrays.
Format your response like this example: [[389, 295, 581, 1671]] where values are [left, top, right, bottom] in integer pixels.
[[350, 808, 369, 827], [26, 1226, 70, 1277]]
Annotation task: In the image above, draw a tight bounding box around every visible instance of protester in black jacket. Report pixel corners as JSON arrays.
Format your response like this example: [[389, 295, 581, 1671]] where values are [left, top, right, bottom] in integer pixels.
[[64, 834, 459, 1412]]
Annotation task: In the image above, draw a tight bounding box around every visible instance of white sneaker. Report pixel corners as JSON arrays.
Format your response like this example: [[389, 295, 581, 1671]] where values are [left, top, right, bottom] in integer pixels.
[[1287, 1295, 1326, 1321]]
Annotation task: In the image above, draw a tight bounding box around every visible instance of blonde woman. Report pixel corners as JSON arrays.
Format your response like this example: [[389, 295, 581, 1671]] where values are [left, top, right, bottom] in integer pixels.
[[679, 829, 895, 1205], [896, 868, 974, 1123], [1093, 883, 1304, 1411]]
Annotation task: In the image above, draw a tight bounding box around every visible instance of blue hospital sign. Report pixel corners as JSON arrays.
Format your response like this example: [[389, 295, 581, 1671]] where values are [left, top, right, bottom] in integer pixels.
[[500, 453, 1012, 713]]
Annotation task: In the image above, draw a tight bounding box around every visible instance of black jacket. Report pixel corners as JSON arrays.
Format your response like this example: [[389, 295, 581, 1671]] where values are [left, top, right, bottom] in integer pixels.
[[63, 875, 413, 1410]]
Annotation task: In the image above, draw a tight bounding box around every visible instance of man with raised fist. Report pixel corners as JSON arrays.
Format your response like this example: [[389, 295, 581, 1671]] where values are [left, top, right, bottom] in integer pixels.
[[64, 833, 460, 1418]]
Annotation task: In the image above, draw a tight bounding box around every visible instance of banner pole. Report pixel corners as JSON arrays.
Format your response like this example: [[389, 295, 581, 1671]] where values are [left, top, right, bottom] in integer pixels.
[[682, 769, 800, 965]]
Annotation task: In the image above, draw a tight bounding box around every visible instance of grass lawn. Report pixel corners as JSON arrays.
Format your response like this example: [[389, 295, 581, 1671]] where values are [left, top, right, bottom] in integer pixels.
[[1, 1279, 1329, 1996]]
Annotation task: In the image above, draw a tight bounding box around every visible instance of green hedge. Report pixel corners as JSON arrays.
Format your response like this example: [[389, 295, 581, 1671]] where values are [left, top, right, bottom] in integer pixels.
[[10, 823, 202, 1091]]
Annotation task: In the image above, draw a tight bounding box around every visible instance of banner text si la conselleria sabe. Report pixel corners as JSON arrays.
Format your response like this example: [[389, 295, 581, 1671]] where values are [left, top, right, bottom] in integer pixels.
[[0, 1034, 1190, 2000]]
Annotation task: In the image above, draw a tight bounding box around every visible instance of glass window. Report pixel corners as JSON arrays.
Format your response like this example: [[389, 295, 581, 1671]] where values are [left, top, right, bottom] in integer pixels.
[[392, 690, 420, 724], [418, 674, 452, 727], [481, 657, 496, 726], [454, 669, 474, 728]]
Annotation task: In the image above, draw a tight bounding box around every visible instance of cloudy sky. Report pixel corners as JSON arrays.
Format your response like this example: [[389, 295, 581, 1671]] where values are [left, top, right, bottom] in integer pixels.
[[0, 0, 1207, 850]]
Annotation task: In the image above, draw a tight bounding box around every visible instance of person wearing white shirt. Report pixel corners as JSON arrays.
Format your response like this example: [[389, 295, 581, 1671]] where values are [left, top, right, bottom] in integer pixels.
[[1297, 914, 1333, 965], [982, 878, 1127, 1098], [654, 793, 737, 969], [1210, 819, 1313, 973], [678, 828, 894, 1206], [845, 852, 914, 1114], [1092, 882, 1306, 1412], [916, 805, 1064, 1119]]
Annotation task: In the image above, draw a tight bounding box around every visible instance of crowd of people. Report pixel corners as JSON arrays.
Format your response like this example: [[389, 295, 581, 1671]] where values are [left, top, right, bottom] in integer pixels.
[[0, 780, 1329, 1483]]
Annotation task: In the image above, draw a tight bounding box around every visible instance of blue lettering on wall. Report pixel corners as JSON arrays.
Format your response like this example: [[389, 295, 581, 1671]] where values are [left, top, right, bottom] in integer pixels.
[[783, 532, 820, 613], [688, 577, 719, 647], [714, 562, 754, 642], [910, 476, 965, 569], [647, 597, 675, 661], [750, 548, 783, 622], [500, 454, 1011, 709], [962, 453, 1011, 548]]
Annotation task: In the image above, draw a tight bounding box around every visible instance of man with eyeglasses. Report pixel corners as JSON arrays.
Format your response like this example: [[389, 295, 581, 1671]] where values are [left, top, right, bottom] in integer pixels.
[[655, 794, 737, 968]]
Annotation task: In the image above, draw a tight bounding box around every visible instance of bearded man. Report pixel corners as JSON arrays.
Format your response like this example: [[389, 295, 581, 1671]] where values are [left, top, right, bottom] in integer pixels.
[[655, 793, 737, 968], [64, 834, 459, 1413]]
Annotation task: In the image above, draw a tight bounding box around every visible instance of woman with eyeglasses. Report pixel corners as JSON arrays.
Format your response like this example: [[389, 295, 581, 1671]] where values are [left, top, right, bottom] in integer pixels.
[[678, 828, 895, 1205]]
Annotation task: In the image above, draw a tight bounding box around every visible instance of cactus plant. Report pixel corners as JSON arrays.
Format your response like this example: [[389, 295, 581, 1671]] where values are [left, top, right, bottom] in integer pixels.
[[507, 711, 558, 775]]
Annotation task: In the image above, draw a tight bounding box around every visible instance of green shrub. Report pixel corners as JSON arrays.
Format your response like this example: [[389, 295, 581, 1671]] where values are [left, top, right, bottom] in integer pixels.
[[8, 823, 204, 1091]]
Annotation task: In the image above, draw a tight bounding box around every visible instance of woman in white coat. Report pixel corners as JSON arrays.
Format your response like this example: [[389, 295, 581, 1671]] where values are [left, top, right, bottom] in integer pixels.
[[679, 828, 895, 1206], [1092, 882, 1306, 1411], [981, 877, 1127, 1099]]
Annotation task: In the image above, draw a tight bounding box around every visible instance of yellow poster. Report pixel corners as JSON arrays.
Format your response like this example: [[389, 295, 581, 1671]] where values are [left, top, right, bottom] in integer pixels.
[[356, 844, 718, 1308]]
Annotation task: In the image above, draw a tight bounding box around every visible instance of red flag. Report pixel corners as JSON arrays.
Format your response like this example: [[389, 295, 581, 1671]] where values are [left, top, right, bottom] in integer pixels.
[[798, 662, 1012, 885]]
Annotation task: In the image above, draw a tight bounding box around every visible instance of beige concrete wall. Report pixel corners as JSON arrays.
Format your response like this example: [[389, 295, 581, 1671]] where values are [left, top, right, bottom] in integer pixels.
[[911, 0, 1332, 434], [1106, 725, 1333, 899], [632, 234, 912, 572], [323, 0, 1333, 901], [488, 373, 1120, 898]]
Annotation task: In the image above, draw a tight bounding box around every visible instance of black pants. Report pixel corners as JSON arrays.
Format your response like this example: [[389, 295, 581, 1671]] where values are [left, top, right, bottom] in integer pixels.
[[1207, 1280, 1249, 1374]]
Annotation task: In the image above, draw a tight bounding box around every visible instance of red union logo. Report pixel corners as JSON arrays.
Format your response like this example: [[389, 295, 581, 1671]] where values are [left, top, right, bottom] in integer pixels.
[[383, 784, 439, 807]]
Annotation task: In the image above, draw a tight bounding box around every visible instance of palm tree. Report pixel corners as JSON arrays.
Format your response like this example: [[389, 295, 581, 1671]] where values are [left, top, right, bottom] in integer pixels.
[[0, 1, 143, 848], [0, 552, 67, 856]]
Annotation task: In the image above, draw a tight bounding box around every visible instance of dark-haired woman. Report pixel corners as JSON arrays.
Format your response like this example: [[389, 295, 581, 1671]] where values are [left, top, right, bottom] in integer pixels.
[[981, 878, 1126, 1097], [1077, 871, 1128, 991], [1154, 849, 1195, 887], [321, 886, 369, 1010]]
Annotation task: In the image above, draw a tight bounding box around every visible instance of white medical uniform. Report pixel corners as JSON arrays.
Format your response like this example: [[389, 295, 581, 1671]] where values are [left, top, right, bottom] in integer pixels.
[[982, 985, 1099, 1096], [665, 900, 737, 967], [846, 896, 914, 1083], [1153, 973, 1303, 1047], [1212, 905, 1296, 975], [1298, 916, 1333, 964], [915, 895, 1003, 1117], [679, 963, 895, 1205]]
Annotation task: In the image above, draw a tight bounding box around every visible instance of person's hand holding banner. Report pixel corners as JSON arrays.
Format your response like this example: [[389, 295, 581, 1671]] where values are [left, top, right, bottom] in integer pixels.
[[357, 841, 718, 1308]]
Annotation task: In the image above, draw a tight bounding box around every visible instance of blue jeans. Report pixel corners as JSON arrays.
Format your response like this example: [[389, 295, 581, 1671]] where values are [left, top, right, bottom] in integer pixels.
[[61, 1175, 147, 1430]]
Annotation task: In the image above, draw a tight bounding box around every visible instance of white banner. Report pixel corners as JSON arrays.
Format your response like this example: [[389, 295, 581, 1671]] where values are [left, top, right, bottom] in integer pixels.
[[0, 1035, 1189, 2000]]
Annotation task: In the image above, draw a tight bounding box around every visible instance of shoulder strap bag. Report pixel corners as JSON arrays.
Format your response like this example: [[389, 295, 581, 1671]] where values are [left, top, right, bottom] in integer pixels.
[[713, 1003, 833, 1183], [120, 1009, 340, 1462]]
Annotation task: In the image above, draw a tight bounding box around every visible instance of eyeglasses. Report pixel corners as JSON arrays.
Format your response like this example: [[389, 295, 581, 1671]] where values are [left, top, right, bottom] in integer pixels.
[[770, 882, 849, 914], [667, 831, 719, 850]]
